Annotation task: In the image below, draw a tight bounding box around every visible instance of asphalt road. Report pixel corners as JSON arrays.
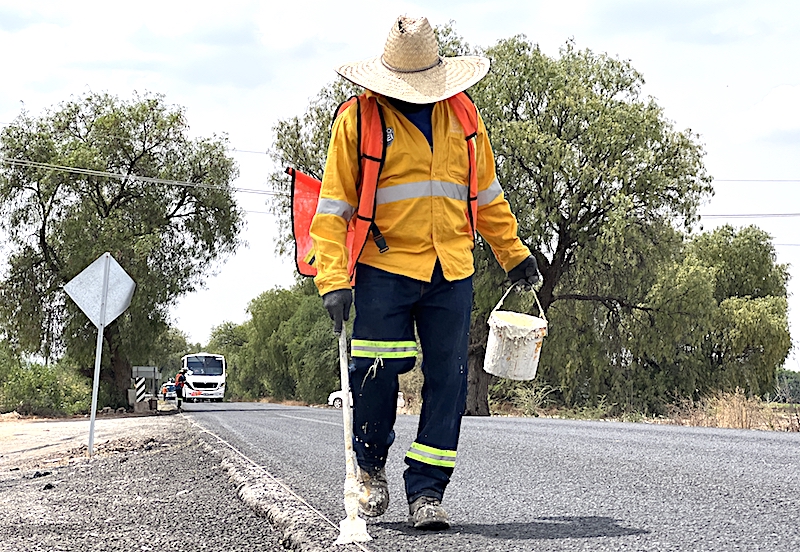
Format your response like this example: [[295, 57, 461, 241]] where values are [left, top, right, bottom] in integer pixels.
[[182, 402, 800, 552]]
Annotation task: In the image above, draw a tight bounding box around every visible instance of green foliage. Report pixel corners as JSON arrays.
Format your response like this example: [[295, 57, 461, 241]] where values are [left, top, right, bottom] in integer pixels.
[[688, 225, 790, 397], [260, 26, 790, 416], [0, 91, 243, 406], [690, 225, 788, 302], [471, 37, 712, 305], [207, 280, 339, 404], [207, 320, 258, 399], [1, 359, 90, 416], [146, 326, 199, 382], [512, 383, 558, 416], [276, 294, 340, 403], [0, 338, 18, 384], [267, 80, 363, 257], [776, 368, 800, 404], [706, 296, 789, 396]]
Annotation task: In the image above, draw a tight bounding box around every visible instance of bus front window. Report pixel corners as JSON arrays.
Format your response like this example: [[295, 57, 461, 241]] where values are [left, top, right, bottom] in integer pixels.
[[186, 356, 224, 376]]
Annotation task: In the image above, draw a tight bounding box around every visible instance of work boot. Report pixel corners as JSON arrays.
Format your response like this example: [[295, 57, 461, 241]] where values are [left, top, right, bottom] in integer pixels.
[[409, 496, 450, 530], [357, 466, 389, 517]]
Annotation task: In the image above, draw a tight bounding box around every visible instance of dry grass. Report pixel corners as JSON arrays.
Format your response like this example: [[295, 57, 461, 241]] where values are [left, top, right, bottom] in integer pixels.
[[398, 366, 424, 415], [255, 380, 800, 433], [665, 389, 800, 432]]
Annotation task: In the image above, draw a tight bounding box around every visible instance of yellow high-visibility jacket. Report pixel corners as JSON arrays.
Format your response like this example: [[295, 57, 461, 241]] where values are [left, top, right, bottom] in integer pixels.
[[310, 90, 531, 296]]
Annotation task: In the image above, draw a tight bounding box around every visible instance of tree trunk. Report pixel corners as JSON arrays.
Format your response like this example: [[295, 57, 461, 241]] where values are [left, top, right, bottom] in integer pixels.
[[465, 318, 492, 416], [104, 326, 132, 409]]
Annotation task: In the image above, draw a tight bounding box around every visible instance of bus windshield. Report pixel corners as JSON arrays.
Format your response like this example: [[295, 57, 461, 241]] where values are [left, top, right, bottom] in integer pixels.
[[185, 356, 224, 376]]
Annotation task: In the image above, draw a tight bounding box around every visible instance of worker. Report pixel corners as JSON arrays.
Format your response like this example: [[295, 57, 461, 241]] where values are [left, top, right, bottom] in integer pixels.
[[310, 15, 541, 530], [174, 369, 187, 412]]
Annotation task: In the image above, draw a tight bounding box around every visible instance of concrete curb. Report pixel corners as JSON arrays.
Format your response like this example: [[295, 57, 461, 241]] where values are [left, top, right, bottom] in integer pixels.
[[197, 436, 352, 552]]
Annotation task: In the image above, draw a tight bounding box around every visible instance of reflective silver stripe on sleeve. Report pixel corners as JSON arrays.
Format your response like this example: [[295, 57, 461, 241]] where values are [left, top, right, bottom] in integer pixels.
[[477, 178, 503, 206], [316, 198, 356, 221], [376, 180, 468, 205]]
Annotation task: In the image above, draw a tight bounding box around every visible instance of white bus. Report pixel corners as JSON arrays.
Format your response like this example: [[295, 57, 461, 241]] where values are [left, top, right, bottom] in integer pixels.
[[181, 352, 226, 402]]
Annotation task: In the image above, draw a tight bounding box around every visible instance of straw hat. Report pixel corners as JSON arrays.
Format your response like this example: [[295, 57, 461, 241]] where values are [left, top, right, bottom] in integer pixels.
[[336, 15, 490, 104]]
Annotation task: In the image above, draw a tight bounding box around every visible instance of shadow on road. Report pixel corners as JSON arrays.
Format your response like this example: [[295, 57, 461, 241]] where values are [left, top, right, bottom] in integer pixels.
[[379, 516, 648, 540]]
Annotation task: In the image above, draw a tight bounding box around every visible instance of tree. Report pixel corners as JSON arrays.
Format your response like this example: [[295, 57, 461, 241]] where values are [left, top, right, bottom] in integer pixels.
[[689, 225, 790, 397], [536, 222, 790, 414], [472, 37, 712, 311], [775, 368, 800, 404], [463, 37, 712, 413], [207, 320, 255, 400], [0, 92, 243, 407], [208, 280, 340, 404], [147, 326, 199, 381], [265, 29, 715, 415]]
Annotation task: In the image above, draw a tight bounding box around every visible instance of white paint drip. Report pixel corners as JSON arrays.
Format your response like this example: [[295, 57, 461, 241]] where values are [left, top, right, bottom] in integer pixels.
[[335, 330, 373, 545]]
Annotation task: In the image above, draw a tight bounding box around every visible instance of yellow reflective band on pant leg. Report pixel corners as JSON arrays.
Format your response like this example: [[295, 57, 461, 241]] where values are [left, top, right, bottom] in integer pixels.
[[351, 339, 418, 358], [405, 442, 457, 468]]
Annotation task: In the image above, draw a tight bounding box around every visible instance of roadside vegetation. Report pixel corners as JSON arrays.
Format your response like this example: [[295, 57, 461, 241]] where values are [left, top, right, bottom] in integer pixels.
[[0, 25, 795, 426]]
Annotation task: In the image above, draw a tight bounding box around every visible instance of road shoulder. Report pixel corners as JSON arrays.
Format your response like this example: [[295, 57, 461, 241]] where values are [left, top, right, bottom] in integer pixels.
[[0, 414, 292, 552]]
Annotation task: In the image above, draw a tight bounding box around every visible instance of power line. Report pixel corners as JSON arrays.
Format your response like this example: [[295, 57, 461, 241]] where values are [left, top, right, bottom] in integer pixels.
[[713, 179, 800, 183], [701, 213, 800, 219], [0, 156, 287, 197], [4, 157, 800, 216], [232, 148, 268, 155], [244, 209, 274, 215]]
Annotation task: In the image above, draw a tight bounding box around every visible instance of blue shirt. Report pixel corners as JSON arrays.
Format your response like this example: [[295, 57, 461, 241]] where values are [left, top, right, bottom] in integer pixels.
[[389, 98, 434, 149]]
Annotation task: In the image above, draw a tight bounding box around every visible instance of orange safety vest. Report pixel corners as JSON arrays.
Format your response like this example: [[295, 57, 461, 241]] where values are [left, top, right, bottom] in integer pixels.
[[288, 91, 479, 280]]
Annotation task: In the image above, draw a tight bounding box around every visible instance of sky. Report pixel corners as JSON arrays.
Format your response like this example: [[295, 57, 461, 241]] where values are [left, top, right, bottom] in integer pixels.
[[1, 0, 799, 369]]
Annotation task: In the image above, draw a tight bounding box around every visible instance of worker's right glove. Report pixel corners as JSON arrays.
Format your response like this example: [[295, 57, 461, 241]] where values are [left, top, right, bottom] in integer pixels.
[[322, 288, 352, 334], [508, 256, 541, 289]]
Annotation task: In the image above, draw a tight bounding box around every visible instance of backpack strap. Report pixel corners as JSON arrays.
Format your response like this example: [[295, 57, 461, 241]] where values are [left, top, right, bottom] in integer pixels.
[[446, 92, 479, 238], [347, 93, 388, 279]]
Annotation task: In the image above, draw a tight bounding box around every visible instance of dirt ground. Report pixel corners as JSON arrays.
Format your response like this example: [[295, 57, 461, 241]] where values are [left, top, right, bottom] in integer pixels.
[[0, 410, 173, 469], [0, 410, 290, 552]]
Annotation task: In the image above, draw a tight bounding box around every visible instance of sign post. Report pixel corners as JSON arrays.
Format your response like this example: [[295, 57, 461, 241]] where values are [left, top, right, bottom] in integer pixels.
[[64, 253, 135, 457]]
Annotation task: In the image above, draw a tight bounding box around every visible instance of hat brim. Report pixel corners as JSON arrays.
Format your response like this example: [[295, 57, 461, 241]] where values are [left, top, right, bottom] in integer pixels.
[[336, 55, 490, 104]]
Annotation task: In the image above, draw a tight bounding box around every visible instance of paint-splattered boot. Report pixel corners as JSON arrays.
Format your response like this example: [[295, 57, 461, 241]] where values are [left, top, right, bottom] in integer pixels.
[[409, 496, 450, 530], [357, 466, 389, 517]]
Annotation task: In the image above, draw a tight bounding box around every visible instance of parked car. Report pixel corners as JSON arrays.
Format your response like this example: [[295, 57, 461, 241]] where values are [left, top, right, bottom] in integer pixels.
[[327, 390, 405, 409], [160, 383, 176, 401]]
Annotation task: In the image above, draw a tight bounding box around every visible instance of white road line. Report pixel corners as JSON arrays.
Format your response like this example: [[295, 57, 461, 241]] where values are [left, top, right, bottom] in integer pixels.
[[275, 413, 340, 427]]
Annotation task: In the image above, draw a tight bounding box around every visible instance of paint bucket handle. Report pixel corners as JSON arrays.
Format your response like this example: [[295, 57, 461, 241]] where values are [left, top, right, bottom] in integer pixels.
[[493, 284, 546, 322]]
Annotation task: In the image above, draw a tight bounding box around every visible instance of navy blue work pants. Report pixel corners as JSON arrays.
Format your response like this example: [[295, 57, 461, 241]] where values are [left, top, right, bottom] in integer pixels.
[[350, 261, 472, 503]]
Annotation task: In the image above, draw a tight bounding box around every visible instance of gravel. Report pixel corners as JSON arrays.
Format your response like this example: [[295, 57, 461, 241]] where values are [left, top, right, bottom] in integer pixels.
[[0, 412, 343, 552]]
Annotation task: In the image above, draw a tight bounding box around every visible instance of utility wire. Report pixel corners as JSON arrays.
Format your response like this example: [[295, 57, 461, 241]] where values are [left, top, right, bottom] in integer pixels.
[[713, 179, 800, 183], [4, 156, 800, 215], [231, 148, 268, 155], [0, 156, 287, 197], [701, 213, 800, 219]]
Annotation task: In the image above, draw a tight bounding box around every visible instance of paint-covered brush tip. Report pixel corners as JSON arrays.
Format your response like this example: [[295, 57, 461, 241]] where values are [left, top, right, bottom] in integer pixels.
[[334, 515, 372, 544]]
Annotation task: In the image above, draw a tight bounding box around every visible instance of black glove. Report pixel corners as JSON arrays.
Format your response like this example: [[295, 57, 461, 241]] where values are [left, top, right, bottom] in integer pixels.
[[508, 256, 541, 288], [322, 289, 352, 334]]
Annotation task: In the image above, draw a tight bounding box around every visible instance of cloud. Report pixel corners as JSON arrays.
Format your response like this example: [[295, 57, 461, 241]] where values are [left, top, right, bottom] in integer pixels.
[[73, 22, 284, 89], [589, 0, 772, 45], [0, 6, 63, 32], [761, 129, 800, 146], [740, 85, 800, 144]]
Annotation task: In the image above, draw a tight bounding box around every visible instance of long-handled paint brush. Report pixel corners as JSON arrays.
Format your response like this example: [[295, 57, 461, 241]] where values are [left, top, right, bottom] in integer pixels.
[[334, 330, 372, 545]]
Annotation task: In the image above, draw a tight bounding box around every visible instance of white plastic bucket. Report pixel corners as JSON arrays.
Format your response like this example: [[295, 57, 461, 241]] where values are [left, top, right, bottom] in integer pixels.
[[483, 287, 548, 381]]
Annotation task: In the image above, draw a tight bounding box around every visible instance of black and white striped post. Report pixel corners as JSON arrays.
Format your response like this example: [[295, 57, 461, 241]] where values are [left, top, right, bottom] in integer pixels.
[[135, 377, 146, 403]]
